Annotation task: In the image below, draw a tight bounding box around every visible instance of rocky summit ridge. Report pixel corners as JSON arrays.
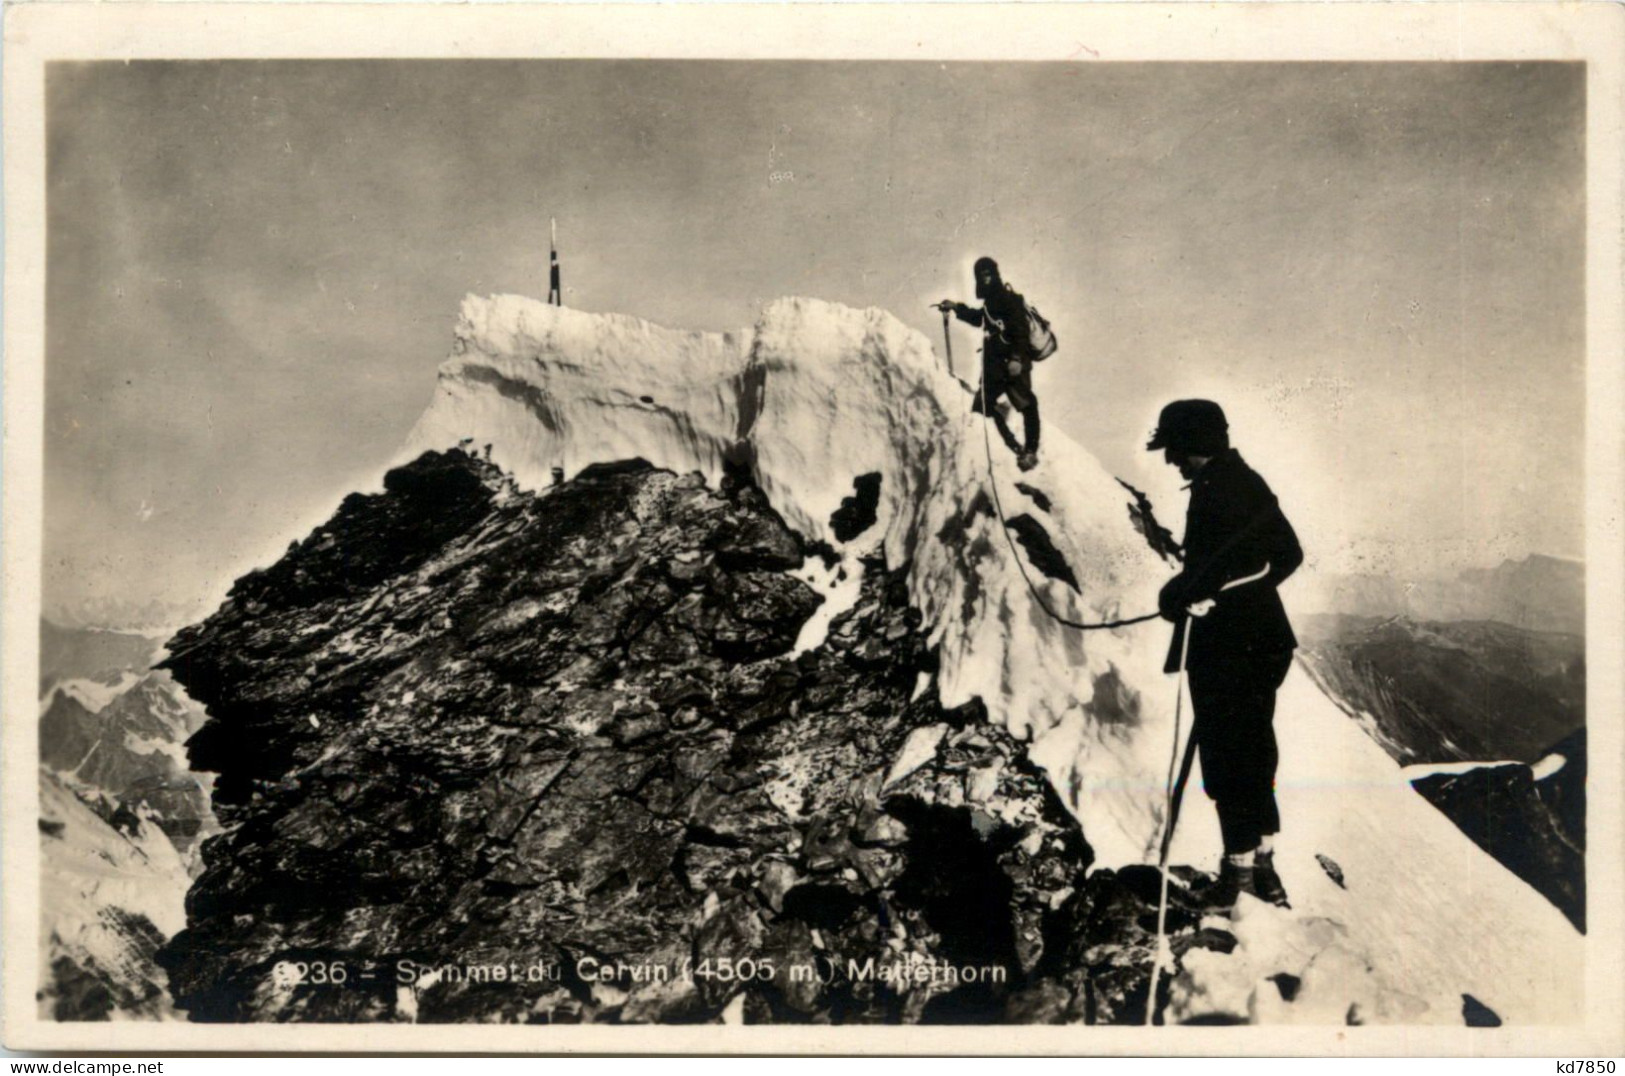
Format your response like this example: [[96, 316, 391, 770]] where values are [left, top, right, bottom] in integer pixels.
[[157, 451, 1199, 1023], [153, 295, 1584, 1026]]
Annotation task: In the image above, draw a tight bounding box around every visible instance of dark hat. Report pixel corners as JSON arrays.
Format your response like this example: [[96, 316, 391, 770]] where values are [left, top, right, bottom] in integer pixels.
[[973, 256, 1000, 275], [1146, 399, 1229, 454]]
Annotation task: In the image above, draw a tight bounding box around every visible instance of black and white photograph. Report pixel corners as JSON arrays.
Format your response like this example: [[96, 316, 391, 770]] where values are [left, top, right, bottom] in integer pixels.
[[3, 2, 1622, 1056]]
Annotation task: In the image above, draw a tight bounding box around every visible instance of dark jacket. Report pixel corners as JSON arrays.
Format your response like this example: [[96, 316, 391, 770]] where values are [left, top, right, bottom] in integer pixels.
[[953, 285, 1035, 407], [1160, 449, 1302, 673]]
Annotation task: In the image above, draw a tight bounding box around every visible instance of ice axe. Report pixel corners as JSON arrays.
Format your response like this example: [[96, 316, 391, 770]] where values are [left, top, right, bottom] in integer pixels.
[[932, 301, 956, 377]]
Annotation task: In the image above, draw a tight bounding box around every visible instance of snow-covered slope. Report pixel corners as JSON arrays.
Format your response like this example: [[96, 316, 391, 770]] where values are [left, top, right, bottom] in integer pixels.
[[38, 768, 190, 1020], [37, 659, 220, 1020], [406, 295, 1171, 868], [403, 294, 1582, 1024], [1166, 667, 1582, 1023]]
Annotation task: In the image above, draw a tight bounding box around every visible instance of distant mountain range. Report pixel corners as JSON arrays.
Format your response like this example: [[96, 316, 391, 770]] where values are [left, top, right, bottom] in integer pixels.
[[40, 670, 214, 855], [1294, 557, 1586, 934], [1305, 553, 1583, 636], [1296, 613, 1583, 766], [44, 597, 206, 637], [39, 619, 164, 698], [37, 619, 219, 1020]]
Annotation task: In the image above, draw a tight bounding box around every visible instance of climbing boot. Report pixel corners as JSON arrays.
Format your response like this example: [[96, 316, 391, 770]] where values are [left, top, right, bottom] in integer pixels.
[[1202, 858, 1253, 912], [1017, 451, 1038, 472], [1252, 851, 1290, 908]]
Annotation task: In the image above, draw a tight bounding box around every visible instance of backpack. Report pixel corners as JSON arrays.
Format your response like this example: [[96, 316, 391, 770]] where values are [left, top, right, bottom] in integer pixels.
[[1024, 301, 1058, 362], [985, 287, 1059, 363]]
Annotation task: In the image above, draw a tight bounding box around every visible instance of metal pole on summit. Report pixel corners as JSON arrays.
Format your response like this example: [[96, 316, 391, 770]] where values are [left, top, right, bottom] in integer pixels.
[[549, 217, 561, 307]]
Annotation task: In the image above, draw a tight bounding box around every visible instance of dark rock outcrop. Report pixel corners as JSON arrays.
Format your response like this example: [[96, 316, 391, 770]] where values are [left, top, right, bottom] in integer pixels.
[[1002, 515, 1080, 593], [41, 909, 169, 1022], [1461, 993, 1502, 1027], [828, 473, 882, 543], [156, 450, 1238, 1024], [1411, 728, 1586, 932]]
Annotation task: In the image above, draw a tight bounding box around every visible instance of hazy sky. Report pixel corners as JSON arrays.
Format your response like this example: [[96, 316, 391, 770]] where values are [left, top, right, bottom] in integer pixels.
[[45, 61, 1584, 623]]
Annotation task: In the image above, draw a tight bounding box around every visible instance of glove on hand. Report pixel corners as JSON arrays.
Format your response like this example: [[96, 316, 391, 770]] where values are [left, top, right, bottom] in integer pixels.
[[1158, 576, 1189, 622], [1161, 575, 1219, 620]]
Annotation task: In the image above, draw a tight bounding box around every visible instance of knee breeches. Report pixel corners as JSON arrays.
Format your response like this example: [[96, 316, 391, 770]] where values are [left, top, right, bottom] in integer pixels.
[[1187, 650, 1293, 854]]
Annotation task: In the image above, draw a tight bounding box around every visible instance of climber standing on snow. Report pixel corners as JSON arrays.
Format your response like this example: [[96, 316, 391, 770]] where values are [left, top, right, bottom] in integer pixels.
[[1149, 399, 1303, 910], [939, 257, 1048, 472]]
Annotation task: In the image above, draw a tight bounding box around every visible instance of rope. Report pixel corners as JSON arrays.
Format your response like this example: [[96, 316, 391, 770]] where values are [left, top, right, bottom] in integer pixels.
[[1144, 618, 1195, 1026], [967, 368, 1201, 1025], [975, 375, 1163, 632]]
